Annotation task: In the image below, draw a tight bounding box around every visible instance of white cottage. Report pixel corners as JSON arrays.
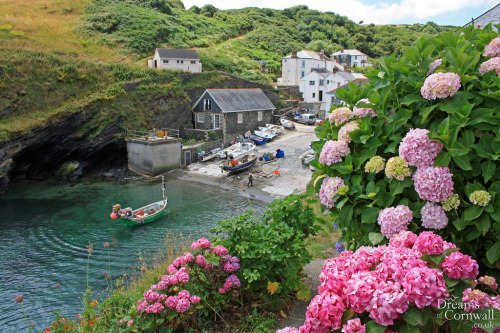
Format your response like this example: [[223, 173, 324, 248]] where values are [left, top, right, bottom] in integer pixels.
[[278, 50, 344, 86], [299, 68, 367, 112], [325, 78, 369, 117], [330, 49, 371, 68], [147, 48, 202, 73]]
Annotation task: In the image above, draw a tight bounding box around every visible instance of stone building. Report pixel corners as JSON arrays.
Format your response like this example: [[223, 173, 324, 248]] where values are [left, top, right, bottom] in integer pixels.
[[464, 3, 500, 32], [192, 89, 276, 144]]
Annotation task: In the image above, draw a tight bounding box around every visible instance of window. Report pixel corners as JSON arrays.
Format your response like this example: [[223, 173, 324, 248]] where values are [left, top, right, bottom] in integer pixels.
[[213, 114, 221, 129], [162, 60, 169, 63], [309, 81, 315, 86], [237, 113, 243, 124], [355, 55, 357, 59], [319, 79, 325, 86], [337, 82, 341, 87], [177, 60, 184, 64], [301, 60, 306, 68], [191, 60, 196, 64], [331, 96, 335, 104], [204, 99, 211, 111], [327, 80, 330, 84], [197, 113, 204, 123], [258, 111, 263, 121], [301, 71, 305, 78], [312, 92, 316, 98]]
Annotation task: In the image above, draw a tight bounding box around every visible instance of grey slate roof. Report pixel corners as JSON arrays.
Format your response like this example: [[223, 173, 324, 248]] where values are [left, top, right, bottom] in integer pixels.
[[201, 89, 276, 112], [337, 71, 356, 81], [311, 68, 331, 74], [156, 48, 200, 59]]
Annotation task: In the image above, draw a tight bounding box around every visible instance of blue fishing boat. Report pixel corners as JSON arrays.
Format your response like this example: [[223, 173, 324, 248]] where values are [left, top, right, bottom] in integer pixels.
[[249, 134, 267, 145], [220, 154, 258, 175]]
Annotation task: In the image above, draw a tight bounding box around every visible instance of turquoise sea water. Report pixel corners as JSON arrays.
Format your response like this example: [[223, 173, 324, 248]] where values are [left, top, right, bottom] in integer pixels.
[[0, 175, 266, 332]]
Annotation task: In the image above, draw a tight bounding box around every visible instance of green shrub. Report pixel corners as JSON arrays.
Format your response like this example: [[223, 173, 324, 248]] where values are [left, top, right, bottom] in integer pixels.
[[311, 25, 500, 277], [211, 195, 319, 302]]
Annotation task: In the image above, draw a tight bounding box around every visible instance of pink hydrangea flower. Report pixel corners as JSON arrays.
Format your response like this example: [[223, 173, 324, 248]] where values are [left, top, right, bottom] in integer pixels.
[[403, 266, 448, 308], [342, 318, 366, 333], [413, 231, 444, 255], [377, 205, 413, 238], [167, 264, 177, 274], [143, 291, 160, 302], [165, 296, 179, 310], [440, 251, 479, 280], [479, 57, 500, 76], [398, 128, 443, 168], [211, 245, 228, 256], [176, 298, 191, 313], [195, 255, 207, 268], [178, 290, 191, 299], [176, 271, 190, 284], [427, 58, 443, 76], [421, 72, 461, 100], [329, 107, 354, 126], [389, 230, 418, 248], [346, 271, 381, 313], [319, 176, 345, 209], [369, 281, 409, 326], [353, 98, 377, 118], [190, 295, 201, 304], [137, 299, 147, 312], [276, 328, 299, 333], [420, 202, 448, 229], [413, 167, 454, 203], [484, 37, 500, 57], [145, 302, 164, 314], [338, 121, 360, 143], [462, 288, 490, 311], [218, 288, 226, 294], [301, 292, 346, 332], [190, 237, 211, 251], [442, 241, 456, 251], [127, 320, 134, 326], [478, 276, 498, 290], [319, 140, 350, 165]]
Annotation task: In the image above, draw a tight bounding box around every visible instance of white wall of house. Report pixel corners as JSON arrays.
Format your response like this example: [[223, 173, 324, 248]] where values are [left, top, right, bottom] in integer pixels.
[[148, 50, 202, 72], [331, 50, 370, 68], [279, 52, 339, 86], [299, 71, 336, 110]]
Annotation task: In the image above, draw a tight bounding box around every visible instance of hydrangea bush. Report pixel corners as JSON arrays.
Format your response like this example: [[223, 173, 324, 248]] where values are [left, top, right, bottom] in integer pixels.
[[282, 231, 500, 333], [119, 238, 241, 331], [311, 25, 500, 277]]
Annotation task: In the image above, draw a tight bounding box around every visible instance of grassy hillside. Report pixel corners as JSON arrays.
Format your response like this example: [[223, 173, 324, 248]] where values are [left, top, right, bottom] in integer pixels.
[[0, 48, 229, 142]]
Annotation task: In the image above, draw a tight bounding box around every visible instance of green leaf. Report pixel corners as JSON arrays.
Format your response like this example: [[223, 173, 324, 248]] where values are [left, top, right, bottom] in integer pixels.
[[401, 94, 424, 106], [369, 232, 384, 245], [463, 205, 483, 221], [365, 320, 386, 333], [481, 160, 496, 183], [448, 142, 470, 156], [399, 324, 420, 333], [362, 206, 381, 224], [486, 241, 500, 264], [452, 155, 472, 170], [476, 215, 491, 235], [434, 152, 451, 167], [403, 306, 423, 326]]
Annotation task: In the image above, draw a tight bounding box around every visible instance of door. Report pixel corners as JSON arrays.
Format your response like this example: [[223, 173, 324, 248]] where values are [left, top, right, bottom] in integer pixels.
[[184, 151, 191, 166], [319, 90, 323, 102], [213, 114, 221, 129]]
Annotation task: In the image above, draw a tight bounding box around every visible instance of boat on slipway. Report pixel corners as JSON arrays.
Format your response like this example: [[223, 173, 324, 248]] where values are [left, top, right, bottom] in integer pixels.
[[217, 141, 256, 160], [254, 130, 275, 140], [110, 176, 168, 226], [220, 154, 258, 175], [249, 134, 267, 145], [280, 118, 295, 129]]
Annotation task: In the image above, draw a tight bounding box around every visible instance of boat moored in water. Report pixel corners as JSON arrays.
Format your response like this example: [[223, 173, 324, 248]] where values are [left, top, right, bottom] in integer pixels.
[[110, 176, 168, 226]]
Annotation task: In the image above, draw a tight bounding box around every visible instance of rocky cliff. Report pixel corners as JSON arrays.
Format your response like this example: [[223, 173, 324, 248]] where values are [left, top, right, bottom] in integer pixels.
[[0, 72, 280, 194]]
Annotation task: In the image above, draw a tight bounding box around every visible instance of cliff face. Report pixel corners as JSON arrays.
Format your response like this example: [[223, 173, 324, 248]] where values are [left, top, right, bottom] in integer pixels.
[[0, 73, 280, 194]]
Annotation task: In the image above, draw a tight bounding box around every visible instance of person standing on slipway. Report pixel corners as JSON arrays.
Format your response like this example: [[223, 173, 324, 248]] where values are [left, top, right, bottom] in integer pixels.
[[248, 173, 254, 187]]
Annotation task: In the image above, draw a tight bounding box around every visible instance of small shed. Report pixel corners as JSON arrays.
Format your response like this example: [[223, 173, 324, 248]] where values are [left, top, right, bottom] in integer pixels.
[[147, 48, 202, 72], [192, 89, 276, 144]]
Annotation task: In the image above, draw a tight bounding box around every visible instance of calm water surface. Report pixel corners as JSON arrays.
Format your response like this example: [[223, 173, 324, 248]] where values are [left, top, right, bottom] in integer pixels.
[[0, 175, 266, 332]]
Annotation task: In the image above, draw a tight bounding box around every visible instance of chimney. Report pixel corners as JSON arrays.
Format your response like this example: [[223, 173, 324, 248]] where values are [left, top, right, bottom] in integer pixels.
[[291, 49, 297, 59], [341, 48, 344, 53], [320, 49, 324, 55], [332, 68, 337, 74]]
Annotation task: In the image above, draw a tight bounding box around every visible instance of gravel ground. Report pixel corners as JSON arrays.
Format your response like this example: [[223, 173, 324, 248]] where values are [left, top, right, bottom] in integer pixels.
[[185, 123, 318, 199]]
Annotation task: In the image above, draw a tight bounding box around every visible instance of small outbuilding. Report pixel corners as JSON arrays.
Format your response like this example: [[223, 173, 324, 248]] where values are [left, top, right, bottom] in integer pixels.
[[147, 48, 202, 73], [192, 89, 276, 144]]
